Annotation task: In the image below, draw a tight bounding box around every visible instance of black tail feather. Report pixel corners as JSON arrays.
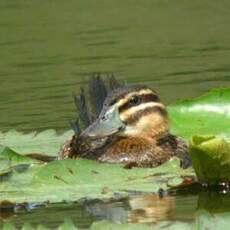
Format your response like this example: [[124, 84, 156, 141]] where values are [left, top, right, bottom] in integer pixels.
[[108, 73, 124, 90], [73, 87, 93, 127], [88, 73, 108, 116], [69, 119, 81, 135], [71, 74, 124, 133]]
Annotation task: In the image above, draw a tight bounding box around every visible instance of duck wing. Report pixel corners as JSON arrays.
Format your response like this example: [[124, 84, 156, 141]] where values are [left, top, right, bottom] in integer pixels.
[[157, 134, 191, 169]]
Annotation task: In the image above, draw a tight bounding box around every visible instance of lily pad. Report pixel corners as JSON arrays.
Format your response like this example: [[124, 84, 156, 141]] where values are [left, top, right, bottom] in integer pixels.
[[0, 147, 40, 177], [58, 218, 77, 230], [189, 135, 230, 184], [169, 88, 230, 139], [0, 159, 11, 176], [0, 158, 193, 204], [0, 129, 73, 156], [0, 147, 37, 165]]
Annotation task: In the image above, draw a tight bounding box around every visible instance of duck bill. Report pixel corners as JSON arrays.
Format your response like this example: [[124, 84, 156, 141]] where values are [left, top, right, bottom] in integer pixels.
[[80, 106, 124, 139]]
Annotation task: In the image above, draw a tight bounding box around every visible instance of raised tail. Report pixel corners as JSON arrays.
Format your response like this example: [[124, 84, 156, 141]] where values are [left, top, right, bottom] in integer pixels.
[[72, 74, 124, 134], [59, 74, 123, 159]]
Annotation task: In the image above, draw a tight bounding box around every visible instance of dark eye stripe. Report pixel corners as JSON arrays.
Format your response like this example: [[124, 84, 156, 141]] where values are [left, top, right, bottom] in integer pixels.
[[124, 106, 167, 125], [119, 93, 160, 113]]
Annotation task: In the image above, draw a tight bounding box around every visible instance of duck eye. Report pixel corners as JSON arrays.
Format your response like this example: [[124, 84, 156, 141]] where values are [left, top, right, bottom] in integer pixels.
[[129, 96, 140, 105]]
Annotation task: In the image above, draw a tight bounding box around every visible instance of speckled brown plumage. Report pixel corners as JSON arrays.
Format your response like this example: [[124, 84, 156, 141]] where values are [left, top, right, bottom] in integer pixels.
[[59, 133, 190, 168]]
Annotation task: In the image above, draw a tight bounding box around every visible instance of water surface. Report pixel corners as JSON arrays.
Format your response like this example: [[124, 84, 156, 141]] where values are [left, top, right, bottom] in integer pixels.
[[0, 193, 198, 228], [0, 0, 230, 132]]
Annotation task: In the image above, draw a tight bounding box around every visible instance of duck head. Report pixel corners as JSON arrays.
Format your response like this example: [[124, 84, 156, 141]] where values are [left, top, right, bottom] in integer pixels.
[[80, 85, 169, 141]]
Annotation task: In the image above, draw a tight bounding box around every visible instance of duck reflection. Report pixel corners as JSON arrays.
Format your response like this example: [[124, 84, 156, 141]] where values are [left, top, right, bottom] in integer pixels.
[[3, 190, 230, 228], [128, 194, 175, 223], [84, 193, 179, 224]]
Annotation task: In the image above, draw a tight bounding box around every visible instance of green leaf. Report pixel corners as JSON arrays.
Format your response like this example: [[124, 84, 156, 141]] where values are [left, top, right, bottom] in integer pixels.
[[2, 223, 17, 230], [189, 135, 230, 183], [58, 219, 78, 230], [0, 130, 73, 156], [0, 159, 11, 176], [0, 147, 40, 176], [0, 158, 193, 204], [37, 225, 49, 230], [0, 147, 36, 164], [21, 223, 34, 230], [169, 88, 230, 139]]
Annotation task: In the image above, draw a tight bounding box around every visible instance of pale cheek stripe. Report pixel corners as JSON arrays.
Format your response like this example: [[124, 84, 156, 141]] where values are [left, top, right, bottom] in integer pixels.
[[120, 102, 165, 120]]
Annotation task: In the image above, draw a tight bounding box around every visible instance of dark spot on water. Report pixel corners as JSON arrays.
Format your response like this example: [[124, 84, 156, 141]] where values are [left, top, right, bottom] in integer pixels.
[[14, 164, 30, 173], [126, 177, 136, 181], [0, 171, 13, 182], [142, 172, 167, 179], [152, 172, 168, 177], [158, 188, 167, 198], [0, 200, 15, 209], [67, 167, 74, 175], [26, 153, 56, 162], [91, 170, 99, 174], [0, 200, 15, 220], [53, 175, 68, 184]]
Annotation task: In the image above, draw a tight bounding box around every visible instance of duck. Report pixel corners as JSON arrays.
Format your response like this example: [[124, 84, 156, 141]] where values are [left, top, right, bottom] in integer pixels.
[[58, 75, 191, 168]]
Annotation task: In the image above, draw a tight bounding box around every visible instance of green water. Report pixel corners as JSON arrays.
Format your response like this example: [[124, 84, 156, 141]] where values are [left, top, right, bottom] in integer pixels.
[[2, 192, 230, 229], [1, 194, 198, 228], [1, 0, 230, 228], [0, 0, 230, 132]]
